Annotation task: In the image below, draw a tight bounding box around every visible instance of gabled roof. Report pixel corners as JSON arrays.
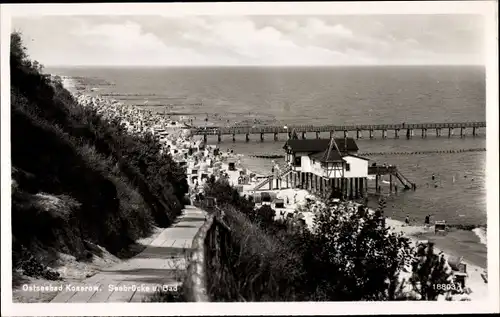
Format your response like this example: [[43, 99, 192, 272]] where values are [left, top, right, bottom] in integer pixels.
[[310, 150, 343, 163], [283, 138, 359, 153]]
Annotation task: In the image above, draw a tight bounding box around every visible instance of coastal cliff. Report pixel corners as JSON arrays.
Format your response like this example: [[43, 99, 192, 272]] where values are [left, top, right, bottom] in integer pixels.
[[10, 32, 188, 288]]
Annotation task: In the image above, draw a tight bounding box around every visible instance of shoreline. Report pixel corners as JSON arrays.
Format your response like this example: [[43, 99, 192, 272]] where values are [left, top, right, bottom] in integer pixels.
[[57, 74, 488, 300]]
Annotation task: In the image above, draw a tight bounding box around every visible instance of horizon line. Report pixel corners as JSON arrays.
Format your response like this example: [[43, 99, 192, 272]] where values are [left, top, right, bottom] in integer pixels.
[[45, 64, 486, 68]]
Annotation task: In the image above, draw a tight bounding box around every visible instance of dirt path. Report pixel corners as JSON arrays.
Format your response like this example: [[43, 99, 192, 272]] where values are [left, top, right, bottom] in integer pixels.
[[46, 205, 206, 303]]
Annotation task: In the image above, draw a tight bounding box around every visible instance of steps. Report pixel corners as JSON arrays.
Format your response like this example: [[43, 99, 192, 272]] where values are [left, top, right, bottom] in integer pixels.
[[253, 165, 292, 191]]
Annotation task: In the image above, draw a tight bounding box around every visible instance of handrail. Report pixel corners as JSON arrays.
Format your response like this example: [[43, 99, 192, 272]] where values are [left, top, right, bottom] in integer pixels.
[[184, 213, 214, 302], [184, 203, 231, 302], [192, 121, 486, 135]]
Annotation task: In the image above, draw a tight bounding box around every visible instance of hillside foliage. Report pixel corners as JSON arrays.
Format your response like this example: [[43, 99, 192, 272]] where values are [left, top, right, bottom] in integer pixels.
[[10, 32, 188, 275], [204, 179, 455, 301]]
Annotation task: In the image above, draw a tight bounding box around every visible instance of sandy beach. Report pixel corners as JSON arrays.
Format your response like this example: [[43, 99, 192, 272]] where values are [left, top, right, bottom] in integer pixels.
[[60, 76, 488, 301]]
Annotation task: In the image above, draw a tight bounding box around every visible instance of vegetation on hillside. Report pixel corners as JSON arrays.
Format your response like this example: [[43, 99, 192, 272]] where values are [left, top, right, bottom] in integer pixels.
[[10, 32, 188, 278], [203, 179, 456, 301]]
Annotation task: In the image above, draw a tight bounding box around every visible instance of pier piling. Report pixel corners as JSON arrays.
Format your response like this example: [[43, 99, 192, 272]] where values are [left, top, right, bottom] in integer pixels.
[[193, 122, 485, 142], [260, 133, 264, 142], [232, 133, 236, 142], [246, 133, 250, 142], [406, 128, 412, 139], [203, 134, 207, 143], [349, 178, 354, 199]]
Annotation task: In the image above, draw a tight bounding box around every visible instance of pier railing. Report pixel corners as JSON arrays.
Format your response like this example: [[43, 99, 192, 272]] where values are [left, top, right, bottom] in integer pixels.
[[191, 121, 486, 135]]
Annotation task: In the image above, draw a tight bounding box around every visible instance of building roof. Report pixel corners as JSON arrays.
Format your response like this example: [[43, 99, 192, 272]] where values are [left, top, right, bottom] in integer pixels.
[[283, 138, 359, 153], [309, 150, 344, 163]]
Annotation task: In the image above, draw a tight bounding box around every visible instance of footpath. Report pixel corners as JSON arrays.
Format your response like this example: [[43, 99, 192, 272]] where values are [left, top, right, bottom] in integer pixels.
[[50, 205, 206, 303]]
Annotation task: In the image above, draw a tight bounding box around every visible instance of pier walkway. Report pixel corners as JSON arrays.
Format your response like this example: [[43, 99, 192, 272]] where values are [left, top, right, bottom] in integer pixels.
[[192, 121, 486, 142], [50, 206, 206, 303]]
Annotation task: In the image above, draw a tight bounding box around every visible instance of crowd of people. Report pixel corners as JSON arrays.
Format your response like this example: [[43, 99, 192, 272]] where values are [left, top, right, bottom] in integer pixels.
[[73, 92, 242, 200]]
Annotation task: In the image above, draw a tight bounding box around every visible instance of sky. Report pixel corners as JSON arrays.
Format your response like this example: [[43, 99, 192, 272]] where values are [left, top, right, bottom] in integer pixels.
[[11, 15, 485, 66]]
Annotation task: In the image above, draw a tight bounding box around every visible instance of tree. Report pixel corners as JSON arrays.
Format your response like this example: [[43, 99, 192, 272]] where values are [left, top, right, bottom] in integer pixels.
[[309, 201, 412, 300]]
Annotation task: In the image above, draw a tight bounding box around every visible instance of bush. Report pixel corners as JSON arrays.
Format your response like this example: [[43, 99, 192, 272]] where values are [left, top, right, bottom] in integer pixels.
[[203, 179, 453, 301], [308, 201, 412, 300]]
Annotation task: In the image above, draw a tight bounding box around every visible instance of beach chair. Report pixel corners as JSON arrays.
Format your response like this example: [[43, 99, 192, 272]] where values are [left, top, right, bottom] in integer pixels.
[[434, 221, 446, 234], [274, 199, 285, 208], [253, 193, 262, 204], [228, 162, 236, 171], [261, 192, 272, 203]]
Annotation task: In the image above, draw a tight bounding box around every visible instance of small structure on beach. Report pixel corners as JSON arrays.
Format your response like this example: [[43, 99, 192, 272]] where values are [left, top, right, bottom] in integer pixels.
[[435, 220, 447, 234]]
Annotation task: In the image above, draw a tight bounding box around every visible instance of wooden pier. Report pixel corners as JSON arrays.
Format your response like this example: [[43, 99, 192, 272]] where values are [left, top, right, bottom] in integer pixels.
[[192, 121, 485, 143]]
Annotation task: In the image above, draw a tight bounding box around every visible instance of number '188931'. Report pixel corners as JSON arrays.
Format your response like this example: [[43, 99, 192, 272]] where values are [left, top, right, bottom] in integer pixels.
[[433, 283, 463, 292]]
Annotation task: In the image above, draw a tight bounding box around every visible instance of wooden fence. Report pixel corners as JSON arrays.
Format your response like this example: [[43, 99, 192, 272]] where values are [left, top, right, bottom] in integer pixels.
[[183, 201, 231, 302]]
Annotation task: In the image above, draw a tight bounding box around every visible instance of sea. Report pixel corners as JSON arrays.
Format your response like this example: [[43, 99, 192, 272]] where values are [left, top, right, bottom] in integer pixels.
[[47, 66, 487, 268]]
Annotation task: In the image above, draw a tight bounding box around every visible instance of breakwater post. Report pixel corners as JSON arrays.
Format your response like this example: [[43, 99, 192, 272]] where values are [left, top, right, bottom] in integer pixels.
[[245, 133, 250, 142], [369, 129, 374, 139], [382, 129, 387, 139], [260, 133, 264, 142], [302, 132, 306, 139], [274, 132, 278, 141], [422, 128, 427, 138], [395, 129, 399, 138]]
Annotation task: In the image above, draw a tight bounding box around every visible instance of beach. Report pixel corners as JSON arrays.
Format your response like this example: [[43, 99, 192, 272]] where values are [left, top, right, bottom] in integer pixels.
[[56, 72, 488, 301]]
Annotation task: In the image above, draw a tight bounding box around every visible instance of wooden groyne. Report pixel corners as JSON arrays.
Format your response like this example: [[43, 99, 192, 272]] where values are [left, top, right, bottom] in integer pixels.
[[359, 148, 486, 156], [192, 121, 486, 143], [250, 148, 486, 159]]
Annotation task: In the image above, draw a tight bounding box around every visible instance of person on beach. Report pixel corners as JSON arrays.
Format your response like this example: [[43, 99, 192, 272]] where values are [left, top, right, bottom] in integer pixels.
[[424, 215, 430, 227], [405, 215, 410, 226]]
